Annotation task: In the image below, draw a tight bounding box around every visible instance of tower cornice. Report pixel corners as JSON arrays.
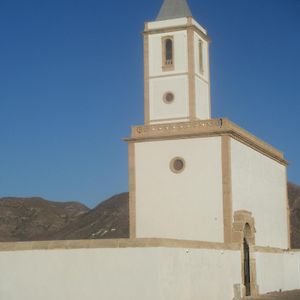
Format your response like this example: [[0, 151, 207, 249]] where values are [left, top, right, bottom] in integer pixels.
[[144, 17, 211, 43], [125, 118, 288, 166]]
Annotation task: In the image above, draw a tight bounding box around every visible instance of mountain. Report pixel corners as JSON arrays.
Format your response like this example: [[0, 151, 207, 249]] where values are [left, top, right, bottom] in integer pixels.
[[0, 184, 299, 248], [0, 193, 129, 242], [288, 182, 300, 248], [49, 193, 129, 240], [0, 197, 88, 242]]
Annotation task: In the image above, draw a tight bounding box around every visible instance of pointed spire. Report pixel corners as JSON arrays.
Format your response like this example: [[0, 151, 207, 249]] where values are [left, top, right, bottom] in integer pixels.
[[156, 0, 192, 21]]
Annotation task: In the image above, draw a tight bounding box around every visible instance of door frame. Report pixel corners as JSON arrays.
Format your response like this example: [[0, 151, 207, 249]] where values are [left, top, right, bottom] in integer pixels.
[[232, 210, 259, 297]]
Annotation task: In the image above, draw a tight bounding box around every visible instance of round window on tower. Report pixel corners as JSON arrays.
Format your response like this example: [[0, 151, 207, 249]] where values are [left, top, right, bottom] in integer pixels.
[[163, 92, 175, 104], [170, 157, 185, 174]]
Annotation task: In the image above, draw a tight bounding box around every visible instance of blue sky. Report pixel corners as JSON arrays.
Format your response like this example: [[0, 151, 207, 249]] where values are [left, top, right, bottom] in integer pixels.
[[0, 0, 299, 207]]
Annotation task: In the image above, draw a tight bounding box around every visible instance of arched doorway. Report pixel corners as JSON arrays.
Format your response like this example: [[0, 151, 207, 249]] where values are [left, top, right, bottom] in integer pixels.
[[243, 224, 251, 296], [232, 211, 258, 297]]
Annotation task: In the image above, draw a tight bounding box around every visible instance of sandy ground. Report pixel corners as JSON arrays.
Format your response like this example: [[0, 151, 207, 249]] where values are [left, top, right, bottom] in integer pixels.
[[246, 290, 300, 300]]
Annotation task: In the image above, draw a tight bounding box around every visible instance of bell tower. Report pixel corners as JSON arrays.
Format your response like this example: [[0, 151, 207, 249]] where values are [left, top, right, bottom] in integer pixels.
[[144, 0, 211, 124], [127, 0, 289, 252]]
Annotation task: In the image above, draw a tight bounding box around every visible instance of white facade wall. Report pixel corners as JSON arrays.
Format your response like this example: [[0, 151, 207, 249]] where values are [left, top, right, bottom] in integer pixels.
[[194, 32, 211, 120], [0, 247, 242, 300], [256, 251, 300, 294], [193, 32, 209, 80], [148, 30, 189, 123], [135, 137, 224, 242], [230, 138, 289, 249], [147, 21, 211, 123], [149, 75, 189, 122], [195, 77, 210, 119]]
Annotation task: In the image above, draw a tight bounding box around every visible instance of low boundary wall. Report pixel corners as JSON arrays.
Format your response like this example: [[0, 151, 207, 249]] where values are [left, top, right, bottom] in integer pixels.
[[0, 239, 299, 300]]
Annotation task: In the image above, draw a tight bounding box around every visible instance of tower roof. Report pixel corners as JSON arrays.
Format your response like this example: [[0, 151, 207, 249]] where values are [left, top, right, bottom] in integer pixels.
[[156, 0, 192, 21]]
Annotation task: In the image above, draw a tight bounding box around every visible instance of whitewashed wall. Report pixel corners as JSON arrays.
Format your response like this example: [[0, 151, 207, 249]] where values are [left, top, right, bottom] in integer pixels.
[[0, 247, 242, 300], [194, 32, 211, 120], [148, 29, 189, 123], [256, 251, 300, 294], [149, 75, 189, 122], [135, 137, 224, 242], [147, 20, 211, 123], [193, 32, 209, 80], [230, 138, 289, 249], [195, 76, 210, 119]]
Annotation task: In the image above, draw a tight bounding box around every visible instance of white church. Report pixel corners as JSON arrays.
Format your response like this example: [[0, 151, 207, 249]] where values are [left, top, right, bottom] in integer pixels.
[[0, 1, 299, 300]]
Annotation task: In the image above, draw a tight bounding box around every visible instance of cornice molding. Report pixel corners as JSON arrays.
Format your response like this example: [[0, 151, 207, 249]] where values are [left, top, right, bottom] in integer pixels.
[[0, 238, 240, 252], [143, 24, 211, 43], [0, 238, 293, 253], [125, 118, 287, 166]]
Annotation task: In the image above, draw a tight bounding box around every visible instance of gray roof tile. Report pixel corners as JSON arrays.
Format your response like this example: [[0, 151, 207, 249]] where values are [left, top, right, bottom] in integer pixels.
[[156, 0, 192, 21]]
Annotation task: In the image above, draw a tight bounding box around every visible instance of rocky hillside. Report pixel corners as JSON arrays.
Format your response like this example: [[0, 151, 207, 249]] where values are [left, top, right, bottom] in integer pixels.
[[0, 193, 128, 242], [48, 193, 129, 240], [0, 197, 89, 242], [288, 182, 300, 248], [0, 184, 299, 248]]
